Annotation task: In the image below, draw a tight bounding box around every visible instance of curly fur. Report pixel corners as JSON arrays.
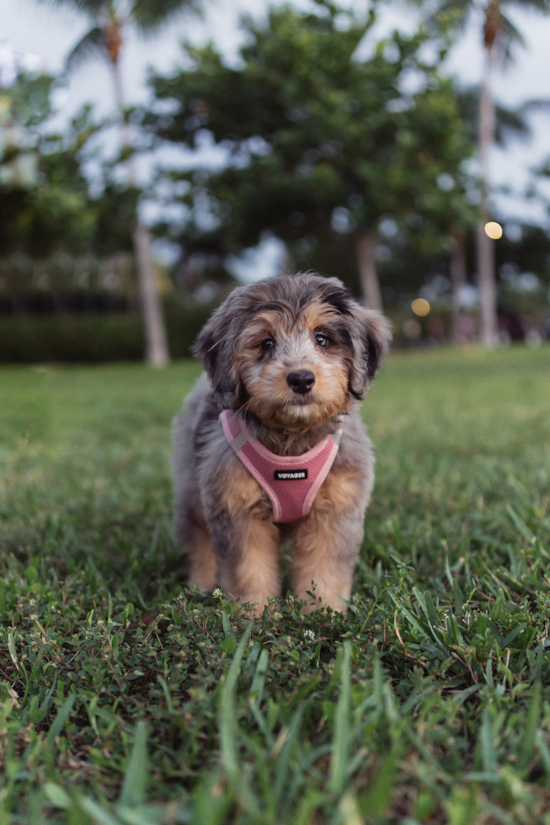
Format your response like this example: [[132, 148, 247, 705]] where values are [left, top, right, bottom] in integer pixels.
[[172, 272, 391, 613]]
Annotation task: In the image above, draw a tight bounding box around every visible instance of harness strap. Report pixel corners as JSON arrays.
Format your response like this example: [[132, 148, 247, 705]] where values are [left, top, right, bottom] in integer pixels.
[[227, 429, 248, 453], [219, 410, 344, 523]]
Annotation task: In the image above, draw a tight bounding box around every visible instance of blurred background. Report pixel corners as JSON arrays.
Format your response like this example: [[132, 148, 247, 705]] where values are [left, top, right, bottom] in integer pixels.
[[2, 0, 550, 366]]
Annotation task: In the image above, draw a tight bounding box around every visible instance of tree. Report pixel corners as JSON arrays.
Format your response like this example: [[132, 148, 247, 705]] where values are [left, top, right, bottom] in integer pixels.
[[448, 85, 530, 343], [0, 68, 146, 307], [145, 3, 472, 310], [38, 0, 201, 366], [0, 69, 53, 196], [0, 72, 101, 260], [413, 0, 550, 346]]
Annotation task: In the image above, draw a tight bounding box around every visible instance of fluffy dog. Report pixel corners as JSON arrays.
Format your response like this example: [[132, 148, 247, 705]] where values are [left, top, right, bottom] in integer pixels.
[[172, 272, 391, 613]]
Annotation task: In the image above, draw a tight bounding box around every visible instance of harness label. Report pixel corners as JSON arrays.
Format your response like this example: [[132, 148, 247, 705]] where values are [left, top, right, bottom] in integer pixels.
[[274, 469, 308, 481]]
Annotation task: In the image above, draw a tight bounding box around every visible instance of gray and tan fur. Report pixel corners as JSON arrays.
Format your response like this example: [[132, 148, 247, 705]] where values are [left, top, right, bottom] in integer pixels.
[[172, 272, 391, 614]]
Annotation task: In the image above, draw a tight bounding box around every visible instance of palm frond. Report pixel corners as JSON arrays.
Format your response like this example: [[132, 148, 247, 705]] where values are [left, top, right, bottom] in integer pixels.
[[412, 0, 474, 34], [37, 0, 107, 13], [521, 97, 550, 114], [455, 84, 530, 146], [500, 11, 526, 46], [495, 11, 526, 66], [494, 101, 531, 143], [454, 86, 478, 141], [65, 26, 107, 73], [131, 0, 202, 34], [508, 0, 550, 11]]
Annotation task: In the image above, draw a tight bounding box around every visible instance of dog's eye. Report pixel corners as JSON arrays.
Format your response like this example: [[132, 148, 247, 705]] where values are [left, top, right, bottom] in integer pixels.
[[260, 337, 275, 351], [315, 333, 328, 347]]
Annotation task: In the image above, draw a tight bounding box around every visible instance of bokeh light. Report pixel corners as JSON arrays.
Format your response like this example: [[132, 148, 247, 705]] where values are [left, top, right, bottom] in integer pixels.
[[411, 298, 430, 316], [484, 221, 503, 239]]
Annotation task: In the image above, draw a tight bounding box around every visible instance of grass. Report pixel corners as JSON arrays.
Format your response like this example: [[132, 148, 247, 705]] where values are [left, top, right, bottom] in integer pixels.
[[0, 345, 550, 824]]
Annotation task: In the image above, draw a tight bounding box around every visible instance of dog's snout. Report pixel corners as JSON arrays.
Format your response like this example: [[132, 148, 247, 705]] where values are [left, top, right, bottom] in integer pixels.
[[286, 370, 315, 394]]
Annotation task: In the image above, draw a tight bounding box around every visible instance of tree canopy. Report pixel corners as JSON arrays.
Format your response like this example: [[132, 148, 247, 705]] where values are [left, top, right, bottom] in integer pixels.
[[145, 3, 475, 306], [0, 72, 137, 264]]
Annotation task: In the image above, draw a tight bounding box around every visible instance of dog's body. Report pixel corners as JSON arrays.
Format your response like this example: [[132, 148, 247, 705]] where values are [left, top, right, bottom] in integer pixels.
[[172, 273, 391, 613]]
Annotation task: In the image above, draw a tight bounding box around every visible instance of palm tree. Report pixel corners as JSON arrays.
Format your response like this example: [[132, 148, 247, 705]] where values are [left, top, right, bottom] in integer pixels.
[[416, 0, 550, 346], [39, 0, 200, 366], [449, 85, 530, 344]]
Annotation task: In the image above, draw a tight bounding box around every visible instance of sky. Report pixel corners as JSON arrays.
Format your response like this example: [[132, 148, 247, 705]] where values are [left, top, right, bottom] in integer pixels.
[[3, 0, 550, 234]]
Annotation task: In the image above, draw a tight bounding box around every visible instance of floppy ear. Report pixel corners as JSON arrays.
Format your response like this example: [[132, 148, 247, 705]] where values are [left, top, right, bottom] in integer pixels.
[[193, 291, 243, 408], [348, 307, 393, 400]]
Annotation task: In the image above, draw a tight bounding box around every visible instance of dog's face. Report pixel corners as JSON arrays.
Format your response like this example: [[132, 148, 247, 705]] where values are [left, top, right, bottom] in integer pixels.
[[194, 273, 392, 430]]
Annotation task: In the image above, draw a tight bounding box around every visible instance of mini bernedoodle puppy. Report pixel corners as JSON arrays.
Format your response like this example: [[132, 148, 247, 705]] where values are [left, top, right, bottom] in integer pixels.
[[172, 272, 391, 614]]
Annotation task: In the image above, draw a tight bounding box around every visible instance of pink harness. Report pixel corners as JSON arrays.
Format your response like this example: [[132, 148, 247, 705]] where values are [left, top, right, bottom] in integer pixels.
[[219, 410, 343, 523]]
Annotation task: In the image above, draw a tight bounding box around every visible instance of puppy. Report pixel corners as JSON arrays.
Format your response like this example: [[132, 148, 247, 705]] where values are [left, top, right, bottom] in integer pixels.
[[172, 272, 391, 614]]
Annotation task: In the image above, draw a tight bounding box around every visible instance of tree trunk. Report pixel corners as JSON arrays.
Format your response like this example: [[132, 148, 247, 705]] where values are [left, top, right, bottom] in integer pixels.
[[111, 52, 170, 366], [476, 44, 499, 347], [355, 231, 382, 311], [281, 243, 295, 275], [450, 228, 467, 345], [133, 223, 170, 366], [112, 54, 133, 166]]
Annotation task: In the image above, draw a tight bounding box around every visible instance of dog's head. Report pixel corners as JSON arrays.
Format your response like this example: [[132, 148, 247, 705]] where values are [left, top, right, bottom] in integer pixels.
[[194, 272, 392, 429]]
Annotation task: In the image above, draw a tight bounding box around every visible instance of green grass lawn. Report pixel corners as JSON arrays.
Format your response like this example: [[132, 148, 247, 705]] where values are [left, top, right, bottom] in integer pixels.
[[1, 345, 550, 825]]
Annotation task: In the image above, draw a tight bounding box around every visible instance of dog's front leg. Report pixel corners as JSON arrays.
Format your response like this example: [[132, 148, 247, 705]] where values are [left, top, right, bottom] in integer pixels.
[[290, 466, 367, 613], [215, 514, 280, 615], [205, 460, 281, 614]]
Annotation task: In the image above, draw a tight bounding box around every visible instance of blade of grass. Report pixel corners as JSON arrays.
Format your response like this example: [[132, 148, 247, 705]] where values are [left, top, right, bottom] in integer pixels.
[[219, 622, 253, 786], [518, 682, 541, 773], [249, 648, 269, 703], [506, 505, 535, 543], [479, 709, 498, 775], [329, 641, 351, 795], [274, 705, 305, 806], [79, 797, 120, 825], [119, 721, 148, 808], [359, 752, 396, 817], [46, 694, 76, 747], [156, 676, 174, 714]]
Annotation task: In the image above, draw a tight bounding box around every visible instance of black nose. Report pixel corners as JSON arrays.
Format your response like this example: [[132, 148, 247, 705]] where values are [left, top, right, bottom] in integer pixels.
[[286, 370, 315, 394]]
